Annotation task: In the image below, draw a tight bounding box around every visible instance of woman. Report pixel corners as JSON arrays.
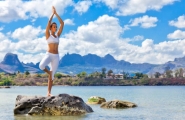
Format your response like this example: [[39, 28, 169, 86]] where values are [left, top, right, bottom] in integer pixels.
[[39, 6, 64, 96]]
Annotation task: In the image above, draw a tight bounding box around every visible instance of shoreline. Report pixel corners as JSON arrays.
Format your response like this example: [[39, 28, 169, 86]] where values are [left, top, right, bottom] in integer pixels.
[[0, 86, 11, 88], [2, 84, 185, 87]]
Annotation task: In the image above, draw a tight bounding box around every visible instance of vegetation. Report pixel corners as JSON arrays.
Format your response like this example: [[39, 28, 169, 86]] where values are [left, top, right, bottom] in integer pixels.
[[1, 67, 185, 86], [88, 98, 99, 102], [101, 68, 106, 78]]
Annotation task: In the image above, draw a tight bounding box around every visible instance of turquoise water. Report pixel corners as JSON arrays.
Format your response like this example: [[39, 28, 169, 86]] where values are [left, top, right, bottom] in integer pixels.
[[0, 86, 185, 120]]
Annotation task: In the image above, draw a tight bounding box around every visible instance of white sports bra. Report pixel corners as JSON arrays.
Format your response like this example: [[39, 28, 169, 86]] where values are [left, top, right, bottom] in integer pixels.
[[47, 34, 59, 44]]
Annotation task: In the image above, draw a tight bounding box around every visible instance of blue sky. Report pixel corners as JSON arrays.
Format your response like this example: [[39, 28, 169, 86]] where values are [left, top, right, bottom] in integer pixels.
[[0, 0, 185, 64]]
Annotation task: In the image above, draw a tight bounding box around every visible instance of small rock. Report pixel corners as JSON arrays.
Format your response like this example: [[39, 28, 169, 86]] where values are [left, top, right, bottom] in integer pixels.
[[14, 94, 93, 116], [87, 96, 106, 104], [100, 100, 137, 109]]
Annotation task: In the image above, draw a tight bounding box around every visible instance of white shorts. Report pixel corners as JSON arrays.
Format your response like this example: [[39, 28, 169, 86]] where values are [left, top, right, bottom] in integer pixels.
[[39, 52, 59, 80]]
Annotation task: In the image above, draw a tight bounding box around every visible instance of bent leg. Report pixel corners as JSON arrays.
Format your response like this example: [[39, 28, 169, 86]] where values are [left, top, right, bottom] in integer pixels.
[[39, 54, 51, 73], [39, 54, 52, 80]]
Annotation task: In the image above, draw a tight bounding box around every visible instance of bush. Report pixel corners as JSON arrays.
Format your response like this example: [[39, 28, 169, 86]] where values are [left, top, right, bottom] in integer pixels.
[[36, 74, 42, 77], [24, 80, 31, 86], [140, 78, 150, 85], [41, 73, 48, 78], [0, 79, 13, 86], [25, 71, 30, 76], [0, 82, 4, 86], [55, 73, 63, 79], [16, 73, 24, 78]]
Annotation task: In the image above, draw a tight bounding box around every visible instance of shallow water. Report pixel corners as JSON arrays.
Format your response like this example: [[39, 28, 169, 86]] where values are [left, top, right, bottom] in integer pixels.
[[0, 86, 185, 120]]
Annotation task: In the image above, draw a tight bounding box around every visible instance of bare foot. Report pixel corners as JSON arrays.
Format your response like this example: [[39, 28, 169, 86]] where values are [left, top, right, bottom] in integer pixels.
[[47, 93, 53, 97]]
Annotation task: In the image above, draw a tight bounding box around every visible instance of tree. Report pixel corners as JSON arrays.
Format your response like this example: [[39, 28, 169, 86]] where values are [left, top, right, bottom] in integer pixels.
[[154, 72, 161, 78], [77, 73, 81, 78], [123, 72, 129, 79], [81, 71, 87, 78], [179, 68, 184, 78], [143, 74, 148, 79], [25, 71, 30, 76], [164, 66, 173, 78], [165, 70, 173, 78], [102, 68, 106, 74], [101, 68, 106, 78], [108, 69, 113, 76], [122, 71, 125, 76], [55, 73, 63, 79], [135, 72, 143, 79], [89, 74, 93, 78], [175, 69, 180, 78]]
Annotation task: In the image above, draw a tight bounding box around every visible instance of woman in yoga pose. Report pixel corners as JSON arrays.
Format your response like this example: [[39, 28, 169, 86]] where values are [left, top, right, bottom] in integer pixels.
[[39, 6, 64, 96]]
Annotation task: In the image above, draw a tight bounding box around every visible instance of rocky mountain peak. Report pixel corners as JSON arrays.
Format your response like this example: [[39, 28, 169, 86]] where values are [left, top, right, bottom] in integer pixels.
[[1, 53, 22, 66]]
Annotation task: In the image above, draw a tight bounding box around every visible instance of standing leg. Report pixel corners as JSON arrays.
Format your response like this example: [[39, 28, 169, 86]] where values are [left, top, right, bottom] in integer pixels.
[[47, 78, 53, 96], [47, 54, 59, 96]]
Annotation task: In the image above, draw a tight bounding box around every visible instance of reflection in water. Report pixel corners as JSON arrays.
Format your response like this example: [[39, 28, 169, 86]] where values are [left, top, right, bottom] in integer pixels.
[[14, 114, 87, 120]]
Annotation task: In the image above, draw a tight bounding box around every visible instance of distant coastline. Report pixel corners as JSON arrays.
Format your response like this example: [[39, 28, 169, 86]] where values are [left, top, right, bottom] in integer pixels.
[[1, 72, 185, 87]]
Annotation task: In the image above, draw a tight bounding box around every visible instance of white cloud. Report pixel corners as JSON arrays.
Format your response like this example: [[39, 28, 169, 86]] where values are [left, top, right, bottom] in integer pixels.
[[60, 15, 185, 64], [15, 52, 46, 64], [0, 32, 7, 40], [129, 15, 158, 28], [124, 35, 144, 42], [0, 39, 14, 52], [11, 25, 44, 41], [94, 0, 119, 9], [74, 0, 92, 14], [0, 26, 4, 31], [167, 30, 185, 39], [0, 0, 73, 23], [0, 0, 28, 22], [141, 39, 154, 52], [133, 35, 144, 41], [94, 0, 178, 16], [117, 0, 178, 16], [64, 14, 123, 43], [64, 19, 75, 25], [0, 33, 48, 63], [169, 15, 185, 28], [1, 14, 185, 65], [15, 37, 47, 53]]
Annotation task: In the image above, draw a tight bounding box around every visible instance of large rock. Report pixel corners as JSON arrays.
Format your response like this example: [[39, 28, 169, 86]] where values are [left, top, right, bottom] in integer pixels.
[[87, 96, 106, 104], [14, 94, 93, 116], [100, 100, 137, 109]]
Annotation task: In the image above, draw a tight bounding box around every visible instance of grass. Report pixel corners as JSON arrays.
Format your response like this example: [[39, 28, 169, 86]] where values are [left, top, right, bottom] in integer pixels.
[[88, 98, 99, 103]]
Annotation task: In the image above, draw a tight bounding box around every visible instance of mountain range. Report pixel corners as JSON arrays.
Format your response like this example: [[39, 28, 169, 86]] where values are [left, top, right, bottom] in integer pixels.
[[0, 52, 185, 74]]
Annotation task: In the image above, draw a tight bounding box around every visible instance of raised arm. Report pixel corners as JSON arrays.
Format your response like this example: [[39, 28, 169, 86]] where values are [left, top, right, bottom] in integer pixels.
[[45, 11, 54, 39], [54, 7, 64, 37]]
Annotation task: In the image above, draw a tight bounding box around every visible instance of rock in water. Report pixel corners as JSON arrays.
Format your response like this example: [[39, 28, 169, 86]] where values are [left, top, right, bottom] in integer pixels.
[[87, 96, 106, 104], [100, 100, 137, 109], [14, 94, 93, 116]]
